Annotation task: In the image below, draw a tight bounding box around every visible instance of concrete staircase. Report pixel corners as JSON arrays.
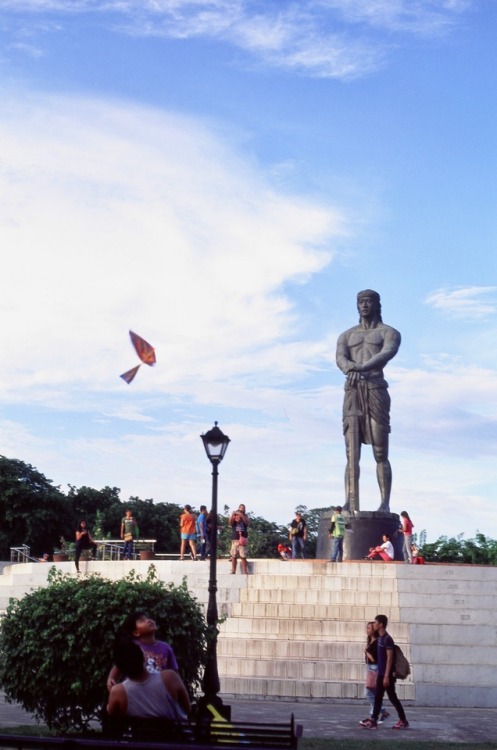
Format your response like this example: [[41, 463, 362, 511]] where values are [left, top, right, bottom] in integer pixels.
[[218, 560, 413, 701], [0, 558, 495, 707]]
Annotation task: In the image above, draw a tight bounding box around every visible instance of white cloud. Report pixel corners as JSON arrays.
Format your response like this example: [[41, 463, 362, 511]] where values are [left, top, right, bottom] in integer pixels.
[[0, 0, 473, 79], [0, 91, 343, 404], [424, 286, 497, 320], [315, 0, 471, 35]]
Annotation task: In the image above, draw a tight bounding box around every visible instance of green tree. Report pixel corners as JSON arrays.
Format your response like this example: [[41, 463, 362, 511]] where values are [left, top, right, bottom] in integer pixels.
[[0, 567, 207, 731], [0, 456, 73, 558], [420, 532, 497, 564], [68, 485, 122, 530], [217, 507, 288, 559]]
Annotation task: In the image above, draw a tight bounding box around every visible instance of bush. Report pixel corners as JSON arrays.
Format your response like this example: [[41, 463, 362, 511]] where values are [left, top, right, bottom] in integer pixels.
[[0, 566, 207, 731]]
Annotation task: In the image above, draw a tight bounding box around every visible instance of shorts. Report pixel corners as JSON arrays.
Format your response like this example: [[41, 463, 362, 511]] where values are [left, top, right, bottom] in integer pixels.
[[181, 533, 196, 540], [230, 539, 247, 559]]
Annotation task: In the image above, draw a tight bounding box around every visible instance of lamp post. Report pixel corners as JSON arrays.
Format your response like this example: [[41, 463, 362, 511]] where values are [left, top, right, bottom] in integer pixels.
[[199, 421, 230, 715]]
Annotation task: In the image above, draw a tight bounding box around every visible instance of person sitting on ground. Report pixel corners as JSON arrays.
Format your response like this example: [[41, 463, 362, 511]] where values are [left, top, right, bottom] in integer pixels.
[[365, 534, 394, 561], [107, 640, 191, 741], [106, 612, 178, 691], [411, 543, 425, 565], [277, 543, 292, 560]]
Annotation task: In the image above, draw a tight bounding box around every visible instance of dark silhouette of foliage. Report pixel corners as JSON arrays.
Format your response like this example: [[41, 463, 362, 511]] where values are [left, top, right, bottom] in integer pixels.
[[0, 456, 73, 558]]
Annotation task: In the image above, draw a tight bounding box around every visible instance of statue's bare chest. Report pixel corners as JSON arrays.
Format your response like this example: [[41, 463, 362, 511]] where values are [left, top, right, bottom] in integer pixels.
[[348, 330, 385, 350]]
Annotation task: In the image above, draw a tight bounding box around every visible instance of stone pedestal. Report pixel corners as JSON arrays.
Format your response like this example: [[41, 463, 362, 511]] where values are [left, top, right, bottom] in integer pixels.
[[316, 510, 403, 561]]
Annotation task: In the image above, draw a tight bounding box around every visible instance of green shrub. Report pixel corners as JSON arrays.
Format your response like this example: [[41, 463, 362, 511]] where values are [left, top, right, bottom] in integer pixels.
[[0, 566, 207, 731]]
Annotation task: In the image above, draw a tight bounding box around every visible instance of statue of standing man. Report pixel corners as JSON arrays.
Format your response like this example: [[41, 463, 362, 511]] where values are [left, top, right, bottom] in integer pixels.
[[336, 290, 401, 514]]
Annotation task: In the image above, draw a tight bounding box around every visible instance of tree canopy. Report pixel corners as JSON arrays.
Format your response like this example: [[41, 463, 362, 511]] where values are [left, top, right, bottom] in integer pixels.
[[0, 456, 73, 558], [419, 532, 497, 565]]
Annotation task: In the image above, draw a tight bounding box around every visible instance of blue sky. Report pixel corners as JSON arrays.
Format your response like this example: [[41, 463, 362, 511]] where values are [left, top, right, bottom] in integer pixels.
[[0, 1, 496, 543]]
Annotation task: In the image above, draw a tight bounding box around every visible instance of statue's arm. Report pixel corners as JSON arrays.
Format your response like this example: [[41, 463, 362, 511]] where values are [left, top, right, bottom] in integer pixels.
[[357, 327, 401, 373], [336, 332, 356, 374]]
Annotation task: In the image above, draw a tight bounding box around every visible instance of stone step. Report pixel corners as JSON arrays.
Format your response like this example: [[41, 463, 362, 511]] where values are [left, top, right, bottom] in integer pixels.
[[220, 617, 409, 640], [249, 573, 398, 591], [217, 638, 409, 660], [220, 676, 415, 701], [251, 560, 401, 577], [231, 600, 494, 625], [231, 602, 401, 621], [240, 588, 399, 606], [217, 656, 413, 682]]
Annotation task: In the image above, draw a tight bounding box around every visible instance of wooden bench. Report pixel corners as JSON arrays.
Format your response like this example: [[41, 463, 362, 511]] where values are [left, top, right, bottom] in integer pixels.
[[0, 715, 302, 750]]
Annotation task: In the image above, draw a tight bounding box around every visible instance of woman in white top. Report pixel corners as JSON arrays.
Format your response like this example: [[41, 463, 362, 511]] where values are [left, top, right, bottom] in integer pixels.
[[366, 534, 394, 561]]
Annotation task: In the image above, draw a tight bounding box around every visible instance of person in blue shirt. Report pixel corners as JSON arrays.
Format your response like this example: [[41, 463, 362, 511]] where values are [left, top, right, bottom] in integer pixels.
[[197, 505, 208, 561]]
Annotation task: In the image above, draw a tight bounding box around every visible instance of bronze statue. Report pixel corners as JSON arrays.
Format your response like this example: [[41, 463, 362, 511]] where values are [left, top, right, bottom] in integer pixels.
[[336, 290, 401, 513]]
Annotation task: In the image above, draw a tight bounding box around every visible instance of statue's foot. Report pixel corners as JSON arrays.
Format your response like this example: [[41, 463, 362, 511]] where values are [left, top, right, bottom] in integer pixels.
[[376, 503, 390, 513]]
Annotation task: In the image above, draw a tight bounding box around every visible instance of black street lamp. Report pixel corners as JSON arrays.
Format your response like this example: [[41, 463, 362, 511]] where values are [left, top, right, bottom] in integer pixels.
[[199, 421, 230, 716]]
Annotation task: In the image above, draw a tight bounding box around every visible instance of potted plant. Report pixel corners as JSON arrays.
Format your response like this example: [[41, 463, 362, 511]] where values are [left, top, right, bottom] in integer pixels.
[[53, 541, 68, 562], [53, 537, 74, 562], [140, 546, 155, 561]]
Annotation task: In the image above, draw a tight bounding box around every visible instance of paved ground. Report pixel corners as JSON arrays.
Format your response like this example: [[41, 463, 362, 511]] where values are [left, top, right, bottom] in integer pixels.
[[227, 697, 497, 745], [1, 692, 496, 745]]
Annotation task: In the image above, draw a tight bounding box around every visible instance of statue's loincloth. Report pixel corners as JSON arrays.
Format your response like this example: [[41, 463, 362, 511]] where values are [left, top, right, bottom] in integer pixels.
[[343, 377, 390, 444]]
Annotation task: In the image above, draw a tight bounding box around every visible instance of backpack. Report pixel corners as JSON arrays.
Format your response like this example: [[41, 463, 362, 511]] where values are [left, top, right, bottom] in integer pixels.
[[393, 645, 410, 680]]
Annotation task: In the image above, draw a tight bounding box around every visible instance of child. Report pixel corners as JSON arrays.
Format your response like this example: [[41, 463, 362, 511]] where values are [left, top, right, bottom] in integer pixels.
[[277, 543, 291, 560], [106, 612, 178, 691], [411, 543, 425, 565]]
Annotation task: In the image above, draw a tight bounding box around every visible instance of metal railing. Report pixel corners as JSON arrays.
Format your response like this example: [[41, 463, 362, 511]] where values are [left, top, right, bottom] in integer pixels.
[[93, 539, 157, 561], [10, 545, 33, 563], [10, 540, 156, 563]]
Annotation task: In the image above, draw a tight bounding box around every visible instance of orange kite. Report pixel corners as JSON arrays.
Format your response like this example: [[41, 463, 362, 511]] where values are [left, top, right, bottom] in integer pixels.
[[120, 330, 156, 384]]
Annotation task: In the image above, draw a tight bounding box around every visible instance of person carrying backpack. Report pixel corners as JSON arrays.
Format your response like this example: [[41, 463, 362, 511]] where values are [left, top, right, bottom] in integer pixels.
[[359, 614, 409, 730]]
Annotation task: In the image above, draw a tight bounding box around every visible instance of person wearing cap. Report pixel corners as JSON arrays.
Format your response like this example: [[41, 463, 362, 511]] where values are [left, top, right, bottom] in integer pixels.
[[329, 506, 346, 562]]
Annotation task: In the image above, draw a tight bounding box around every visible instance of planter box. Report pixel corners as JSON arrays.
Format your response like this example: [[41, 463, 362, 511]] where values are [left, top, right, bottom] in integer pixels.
[[53, 554, 69, 562]]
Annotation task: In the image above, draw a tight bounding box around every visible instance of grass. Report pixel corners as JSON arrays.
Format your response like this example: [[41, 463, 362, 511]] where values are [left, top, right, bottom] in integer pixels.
[[302, 742, 497, 750]]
